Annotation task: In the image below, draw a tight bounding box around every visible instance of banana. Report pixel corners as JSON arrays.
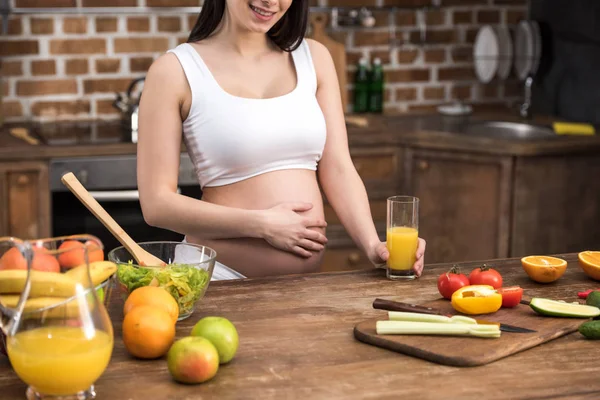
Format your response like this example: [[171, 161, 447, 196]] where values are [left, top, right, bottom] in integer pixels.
[[65, 261, 117, 287], [0, 269, 77, 297], [0, 294, 86, 319]]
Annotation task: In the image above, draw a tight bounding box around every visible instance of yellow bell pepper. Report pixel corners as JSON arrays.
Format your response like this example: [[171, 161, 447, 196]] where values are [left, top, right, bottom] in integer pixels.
[[451, 285, 502, 315]]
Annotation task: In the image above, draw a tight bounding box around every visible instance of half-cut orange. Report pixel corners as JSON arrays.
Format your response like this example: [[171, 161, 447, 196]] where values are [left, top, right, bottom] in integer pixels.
[[578, 251, 600, 280], [521, 255, 567, 283]]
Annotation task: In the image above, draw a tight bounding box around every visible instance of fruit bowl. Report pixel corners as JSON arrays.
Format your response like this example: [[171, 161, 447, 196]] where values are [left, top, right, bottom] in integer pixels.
[[107, 241, 216, 321], [0, 234, 117, 357]]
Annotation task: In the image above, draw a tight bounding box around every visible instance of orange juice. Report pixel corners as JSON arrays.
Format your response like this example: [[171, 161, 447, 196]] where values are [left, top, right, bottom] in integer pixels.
[[7, 326, 113, 396], [386, 226, 418, 270]]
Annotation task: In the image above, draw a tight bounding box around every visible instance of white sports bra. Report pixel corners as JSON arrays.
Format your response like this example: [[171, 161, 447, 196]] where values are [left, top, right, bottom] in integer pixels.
[[167, 40, 327, 189]]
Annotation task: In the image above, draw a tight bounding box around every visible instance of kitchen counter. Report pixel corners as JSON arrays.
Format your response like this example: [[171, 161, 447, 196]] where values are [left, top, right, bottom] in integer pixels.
[[1, 110, 600, 161], [1, 254, 598, 399], [348, 112, 600, 156]]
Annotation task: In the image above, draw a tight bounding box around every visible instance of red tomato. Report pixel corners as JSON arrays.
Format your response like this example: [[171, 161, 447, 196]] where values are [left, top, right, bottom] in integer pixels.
[[469, 264, 503, 289], [437, 266, 470, 299], [498, 286, 523, 308]]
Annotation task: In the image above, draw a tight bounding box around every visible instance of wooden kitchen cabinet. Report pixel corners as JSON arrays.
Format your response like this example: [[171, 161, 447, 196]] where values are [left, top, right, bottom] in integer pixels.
[[402, 148, 513, 265], [511, 154, 600, 257], [319, 147, 397, 272], [0, 161, 51, 239]]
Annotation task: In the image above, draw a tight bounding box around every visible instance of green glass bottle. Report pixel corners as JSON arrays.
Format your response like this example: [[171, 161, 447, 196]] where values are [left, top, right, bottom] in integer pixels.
[[368, 57, 384, 113], [353, 57, 370, 113]]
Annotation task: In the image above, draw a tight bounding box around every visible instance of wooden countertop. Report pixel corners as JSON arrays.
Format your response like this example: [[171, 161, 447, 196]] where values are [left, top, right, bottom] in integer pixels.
[[1, 110, 600, 161], [347, 112, 600, 156], [1, 253, 599, 399]]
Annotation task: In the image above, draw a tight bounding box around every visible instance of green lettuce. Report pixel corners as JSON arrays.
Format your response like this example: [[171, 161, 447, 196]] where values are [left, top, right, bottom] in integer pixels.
[[117, 262, 210, 315]]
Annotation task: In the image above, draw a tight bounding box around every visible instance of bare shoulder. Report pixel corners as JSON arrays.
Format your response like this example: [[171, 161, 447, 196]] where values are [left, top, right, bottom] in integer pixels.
[[144, 51, 188, 95], [305, 38, 335, 79]]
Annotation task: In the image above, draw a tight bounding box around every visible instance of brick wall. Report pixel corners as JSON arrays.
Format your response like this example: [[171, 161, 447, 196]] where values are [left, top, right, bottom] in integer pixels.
[[0, 0, 526, 122]]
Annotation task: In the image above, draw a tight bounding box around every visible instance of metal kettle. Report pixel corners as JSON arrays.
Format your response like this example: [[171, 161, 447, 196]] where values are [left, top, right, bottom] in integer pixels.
[[112, 77, 145, 143]]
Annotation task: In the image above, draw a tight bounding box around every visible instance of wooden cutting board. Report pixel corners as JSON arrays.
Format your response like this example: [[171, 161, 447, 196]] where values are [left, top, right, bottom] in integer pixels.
[[309, 12, 348, 113], [354, 299, 587, 367]]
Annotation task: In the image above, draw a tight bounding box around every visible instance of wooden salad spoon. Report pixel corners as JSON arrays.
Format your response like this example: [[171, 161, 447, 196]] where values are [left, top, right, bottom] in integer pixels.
[[61, 172, 166, 267]]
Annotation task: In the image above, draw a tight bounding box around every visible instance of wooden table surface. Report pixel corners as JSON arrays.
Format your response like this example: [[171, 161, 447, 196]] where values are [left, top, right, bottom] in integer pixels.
[[1, 253, 600, 399]]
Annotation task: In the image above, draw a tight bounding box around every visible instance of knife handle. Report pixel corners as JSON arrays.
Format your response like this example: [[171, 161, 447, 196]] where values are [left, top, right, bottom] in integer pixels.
[[373, 298, 446, 316]]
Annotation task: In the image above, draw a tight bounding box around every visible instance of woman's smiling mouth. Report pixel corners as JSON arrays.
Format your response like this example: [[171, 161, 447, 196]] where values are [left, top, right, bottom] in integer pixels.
[[249, 4, 276, 21]]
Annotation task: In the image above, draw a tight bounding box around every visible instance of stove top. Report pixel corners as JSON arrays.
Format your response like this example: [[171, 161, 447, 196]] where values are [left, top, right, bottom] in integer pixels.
[[29, 120, 135, 146]]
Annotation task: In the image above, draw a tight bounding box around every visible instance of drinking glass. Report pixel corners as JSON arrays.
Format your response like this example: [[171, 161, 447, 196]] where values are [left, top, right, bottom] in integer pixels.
[[0, 235, 114, 399], [386, 196, 419, 280]]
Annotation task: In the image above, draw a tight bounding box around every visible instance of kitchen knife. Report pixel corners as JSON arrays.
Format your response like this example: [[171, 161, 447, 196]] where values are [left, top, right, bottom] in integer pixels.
[[373, 298, 537, 333]]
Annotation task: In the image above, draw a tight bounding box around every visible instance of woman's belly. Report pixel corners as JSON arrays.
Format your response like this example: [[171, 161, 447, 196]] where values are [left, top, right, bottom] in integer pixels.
[[186, 169, 326, 278]]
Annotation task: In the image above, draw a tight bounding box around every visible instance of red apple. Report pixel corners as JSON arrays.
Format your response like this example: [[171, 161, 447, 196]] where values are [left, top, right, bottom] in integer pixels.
[[167, 336, 219, 384]]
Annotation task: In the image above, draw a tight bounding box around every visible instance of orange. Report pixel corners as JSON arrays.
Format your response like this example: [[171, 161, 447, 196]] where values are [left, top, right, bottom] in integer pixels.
[[122, 305, 175, 359], [578, 251, 600, 280], [123, 286, 179, 324], [0, 247, 60, 273], [521, 255, 567, 283], [57, 240, 104, 269]]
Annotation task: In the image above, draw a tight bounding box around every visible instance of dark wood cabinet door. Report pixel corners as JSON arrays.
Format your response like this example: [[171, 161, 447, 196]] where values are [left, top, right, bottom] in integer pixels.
[[511, 155, 600, 257], [319, 247, 373, 272], [403, 149, 512, 264], [0, 161, 50, 239]]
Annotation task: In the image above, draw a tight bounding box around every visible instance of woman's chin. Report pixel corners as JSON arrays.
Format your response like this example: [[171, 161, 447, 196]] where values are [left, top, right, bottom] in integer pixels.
[[246, 23, 273, 34]]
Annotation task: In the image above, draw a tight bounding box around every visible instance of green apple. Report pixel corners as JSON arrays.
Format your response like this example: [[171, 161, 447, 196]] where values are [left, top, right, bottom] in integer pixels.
[[190, 316, 239, 364]]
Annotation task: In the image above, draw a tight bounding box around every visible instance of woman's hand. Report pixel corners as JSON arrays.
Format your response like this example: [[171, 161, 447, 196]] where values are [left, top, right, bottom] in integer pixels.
[[260, 202, 328, 258], [368, 238, 427, 277]]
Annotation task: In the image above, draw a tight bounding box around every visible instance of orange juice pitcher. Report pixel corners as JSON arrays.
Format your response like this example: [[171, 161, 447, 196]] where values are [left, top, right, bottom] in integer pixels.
[[0, 235, 114, 400]]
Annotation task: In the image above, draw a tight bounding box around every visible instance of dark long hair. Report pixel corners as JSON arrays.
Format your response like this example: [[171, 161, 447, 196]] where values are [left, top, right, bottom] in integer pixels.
[[187, 0, 308, 52]]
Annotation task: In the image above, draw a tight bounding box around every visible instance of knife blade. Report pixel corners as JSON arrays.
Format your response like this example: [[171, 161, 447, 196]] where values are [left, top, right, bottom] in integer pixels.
[[373, 298, 537, 333]]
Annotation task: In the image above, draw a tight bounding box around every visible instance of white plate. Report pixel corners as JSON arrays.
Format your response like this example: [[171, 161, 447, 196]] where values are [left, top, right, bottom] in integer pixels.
[[494, 25, 513, 80], [514, 20, 534, 80], [473, 25, 499, 84]]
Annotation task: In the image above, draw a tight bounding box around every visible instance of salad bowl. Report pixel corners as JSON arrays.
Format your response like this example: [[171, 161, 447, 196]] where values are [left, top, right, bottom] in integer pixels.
[[108, 241, 216, 320]]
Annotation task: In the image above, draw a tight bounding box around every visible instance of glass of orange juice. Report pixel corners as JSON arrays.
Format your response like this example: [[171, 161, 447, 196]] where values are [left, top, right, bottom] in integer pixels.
[[386, 196, 419, 280], [0, 235, 114, 399]]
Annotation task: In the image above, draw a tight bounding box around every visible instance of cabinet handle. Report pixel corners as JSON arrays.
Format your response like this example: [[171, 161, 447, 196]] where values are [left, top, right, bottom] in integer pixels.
[[417, 160, 429, 171], [348, 252, 361, 265], [16, 175, 30, 186]]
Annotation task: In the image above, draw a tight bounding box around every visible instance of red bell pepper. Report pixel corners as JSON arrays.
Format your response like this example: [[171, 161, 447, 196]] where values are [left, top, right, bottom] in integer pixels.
[[578, 289, 600, 299]]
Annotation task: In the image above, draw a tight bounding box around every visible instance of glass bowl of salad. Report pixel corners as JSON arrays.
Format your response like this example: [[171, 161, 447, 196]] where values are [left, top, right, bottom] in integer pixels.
[[107, 241, 216, 320]]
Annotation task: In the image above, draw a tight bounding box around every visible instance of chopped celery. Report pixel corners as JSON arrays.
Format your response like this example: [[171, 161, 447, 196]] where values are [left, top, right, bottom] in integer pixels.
[[376, 321, 501, 338], [387, 311, 477, 325], [449, 315, 478, 325], [388, 312, 452, 323]]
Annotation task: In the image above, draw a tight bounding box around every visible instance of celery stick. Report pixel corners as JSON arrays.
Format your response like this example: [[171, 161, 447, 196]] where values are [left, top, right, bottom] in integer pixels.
[[376, 321, 501, 338], [376, 321, 471, 335], [469, 327, 501, 338], [449, 315, 478, 324], [468, 324, 501, 332], [388, 311, 451, 323], [386, 311, 478, 325]]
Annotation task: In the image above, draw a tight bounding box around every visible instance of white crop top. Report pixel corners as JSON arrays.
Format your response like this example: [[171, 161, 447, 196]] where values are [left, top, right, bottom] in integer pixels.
[[166, 40, 327, 189]]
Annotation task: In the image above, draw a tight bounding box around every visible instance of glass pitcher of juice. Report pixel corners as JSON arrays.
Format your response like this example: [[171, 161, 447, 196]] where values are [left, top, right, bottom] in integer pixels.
[[0, 235, 114, 400]]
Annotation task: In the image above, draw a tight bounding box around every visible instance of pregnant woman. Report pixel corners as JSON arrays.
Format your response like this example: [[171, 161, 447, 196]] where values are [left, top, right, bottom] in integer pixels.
[[137, 0, 426, 279]]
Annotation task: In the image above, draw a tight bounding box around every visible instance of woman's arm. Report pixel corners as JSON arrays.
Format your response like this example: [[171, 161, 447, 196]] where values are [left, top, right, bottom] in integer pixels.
[[136, 53, 327, 257], [308, 40, 426, 274]]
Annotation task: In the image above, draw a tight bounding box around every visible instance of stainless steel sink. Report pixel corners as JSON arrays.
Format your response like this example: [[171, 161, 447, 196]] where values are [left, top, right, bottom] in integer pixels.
[[461, 121, 556, 140]]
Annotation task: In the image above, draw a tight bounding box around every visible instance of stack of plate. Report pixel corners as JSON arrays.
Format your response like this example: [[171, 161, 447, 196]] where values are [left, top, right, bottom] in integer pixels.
[[473, 20, 541, 83], [514, 20, 542, 80]]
